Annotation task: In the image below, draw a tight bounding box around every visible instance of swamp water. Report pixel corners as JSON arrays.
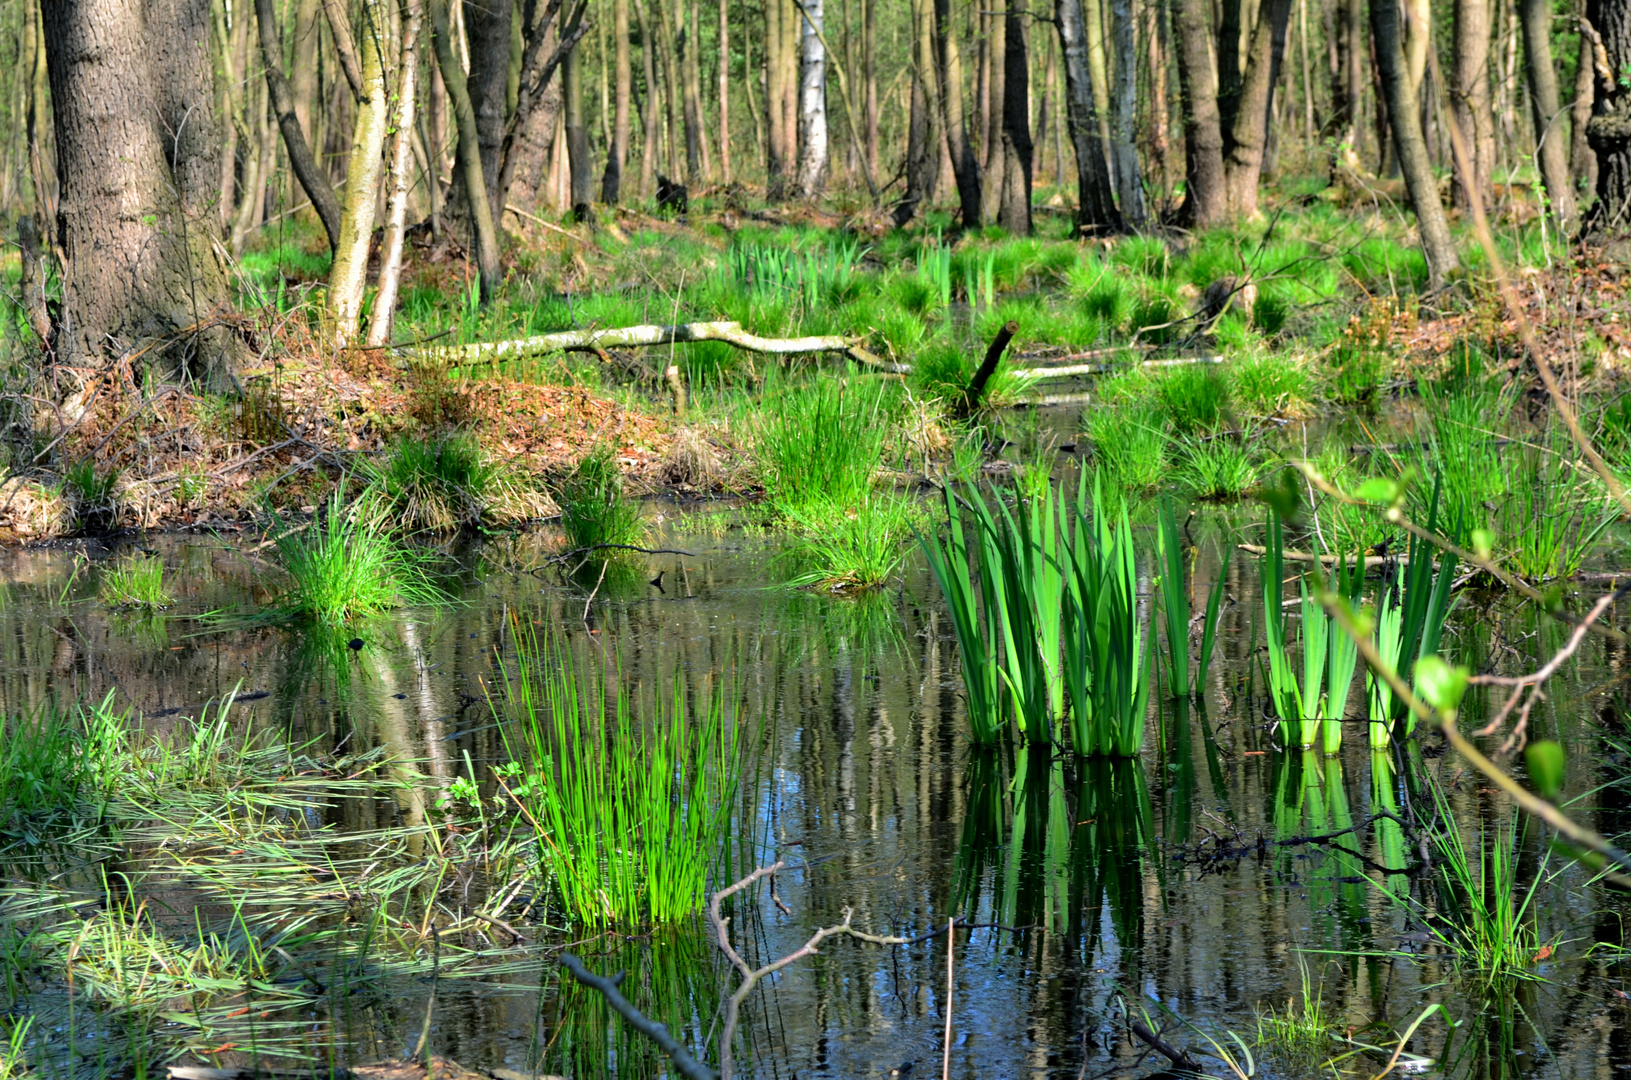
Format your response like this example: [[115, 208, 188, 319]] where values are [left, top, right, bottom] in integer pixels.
[[2, 473, 1630, 1078]]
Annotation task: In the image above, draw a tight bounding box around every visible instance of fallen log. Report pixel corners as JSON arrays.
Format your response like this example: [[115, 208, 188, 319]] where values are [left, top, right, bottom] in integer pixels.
[[414, 320, 908, 373], [1237, 543, 1407, 569]]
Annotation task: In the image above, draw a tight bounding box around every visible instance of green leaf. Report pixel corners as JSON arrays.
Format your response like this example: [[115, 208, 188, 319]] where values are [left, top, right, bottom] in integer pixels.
[[1355, 477, 1401, 505], [1414, 655, 1470, 714], [1525, 740, 1566, 800]]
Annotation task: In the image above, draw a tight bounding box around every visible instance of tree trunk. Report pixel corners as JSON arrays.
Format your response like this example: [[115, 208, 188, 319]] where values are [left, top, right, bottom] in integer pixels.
[[1223, 0, 1292, 217], [719, 0, 733, 182], [603, 0, 632, 200], [656, 0, 684, 176], [1216, 0, 1244, 149], [934, 0, 982, 227], [1519, 0, 1577, 230], [1403, 0, 1431, 97], [291, 0, 322, 137], [1173, 0, 1227, 225], [999, 0, 1033, 232], [983, 0, 1007, 220], [897, 0, 939, 224], [432, 0, 502, 300], [41, 0, 246, 385], [369, 0, 423, 348], [1147, 0, 1171, 199], [564, 41, 595, 218], [328, 0, 391, 345], [1108, 0, 1145, 224], [795, 0, 830, 195], [1452, 0, 1495, 209], [255, 0, 344, 251], [1372, 0, 1460, 288], [679, 0, 706, 182], [764, 0, 789, 196], [450, 0, 514, 230], [638, 0, 661, 195], [863, 0, 877, 178], [1583, 1, 1631, 237], [1573, 13, 1598, 197], [1055, 0, 1122, 232]]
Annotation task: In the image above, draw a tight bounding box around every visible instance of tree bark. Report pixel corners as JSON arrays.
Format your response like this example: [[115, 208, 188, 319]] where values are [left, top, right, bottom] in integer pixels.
[[603, 0, 632, 200], [1583, 2, 1631, 237], [1216, 0, 1244, 149], [1452, 0, 1496, 209], [764, 0, 789, 196], [1573, 10, 1598, 195], [1223, 0, 1292, 218], [369, 0, 423, 348], [564, 41, 595, 217], [291, 0, 322, 137], [638, 0, 661, 194], [1372, 0, 1460, 288], [41, 0, 246, 385], [999, 0, 1033, 233], [1519, 0, 1577, 231], [432, 0, 502, 301], [934, 0, 982, 227], [1055, 0, 1122, 232], [255, 0, 344, 251], [450, 0, 514, 230], [982, 0, 1007, 220], [719, 0, 733, 182], [328, 0, 391, 345], [862, 0, 877, 178], [678, 0, 705, 182], [1108, 0, 1145, 224], [1172, 0, 1226, 225], [795, 0, 830, 195], [897, 0, 939, 225]]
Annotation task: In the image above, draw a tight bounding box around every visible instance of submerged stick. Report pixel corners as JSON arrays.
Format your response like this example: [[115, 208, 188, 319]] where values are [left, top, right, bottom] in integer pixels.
[[1237, 543, 1406, 569], [559, 953, 720, 1080], [416, 320, 906, 372], [958, 320, 1020, 418], [941, 918, 954, 1080]]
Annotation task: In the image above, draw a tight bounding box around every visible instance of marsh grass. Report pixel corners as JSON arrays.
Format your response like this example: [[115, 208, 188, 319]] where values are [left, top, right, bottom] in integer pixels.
[[97, 553, 172, 609], [1155, 366, 1229, 433], [555, 444, 648, 548], [0, 695, 124, 835], [757, 378, 892, 513], [1176, 434, 1258, 499], [1228, 352, 1311, 418], [1254, 962, 1338, 1067], [1088, 404, 1167, 492], [910, 339, 1029, 411], [361, 433, 494, 532], [783, 492, 920, 591], [500, 622, 752, 928], [1156, 500, 1227, 700], [266, 490, 446, 626]]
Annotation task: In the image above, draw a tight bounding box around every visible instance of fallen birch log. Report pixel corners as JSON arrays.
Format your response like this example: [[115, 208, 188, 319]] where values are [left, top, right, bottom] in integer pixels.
[[414, 320, 909, 372], [1237, 543, 1406, 569]]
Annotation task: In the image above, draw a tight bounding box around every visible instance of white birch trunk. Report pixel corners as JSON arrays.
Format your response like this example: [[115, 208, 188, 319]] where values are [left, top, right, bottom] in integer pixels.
[[328, 0, 391, 346], [366, 0, 422, 348], [795, 0, 829, 196]]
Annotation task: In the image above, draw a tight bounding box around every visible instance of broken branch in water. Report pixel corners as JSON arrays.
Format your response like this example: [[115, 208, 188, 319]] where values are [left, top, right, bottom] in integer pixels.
[[559, 953, 720, 1080], [414, 320, 908, 373]]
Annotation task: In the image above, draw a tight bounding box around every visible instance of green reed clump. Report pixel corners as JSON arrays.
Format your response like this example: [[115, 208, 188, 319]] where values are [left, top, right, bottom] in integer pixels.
[[784, 492, 920, 591], [1368, 499, 1459, 747], [910, 339, 1027, 411], [0, 694, 125, 833], [921, 487, 1006, 746], [1088, 404, 1167, 492], [98, 553, 172, 608], [1176, 433, 1258, 500], [267, 490, 445, 626], [1062, 473, 1151, 757], [1228, 351, 1310, 418], [1155, 366, 1229, 433], [555, 445, 648, 549], [757, 378, 891, 513], [1255, 962, 1338, 1068], [361, 433, 494, 532], [500, 623, 750, 928], [1156, 499, 1226, 700]]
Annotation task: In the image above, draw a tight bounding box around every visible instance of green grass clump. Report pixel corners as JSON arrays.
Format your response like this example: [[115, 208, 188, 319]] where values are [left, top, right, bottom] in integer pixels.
[[1254, 964, 1338, 1068], [0, 695, 124, 833], [1176, 434, 1258, 499], [1228, 352, 1310, 417], [98, 553, 172, 608], [555, 445, 648, 549], [361, 434, 494, 533], [268, 491, 445, 626], [783, 493, 920, 591], [1154, 366, 1229, 433], [757, 379, 891, 512], [910, 340, 1027, 411], [1088, 404, 1167, 492], [501, 624, 751, 928]]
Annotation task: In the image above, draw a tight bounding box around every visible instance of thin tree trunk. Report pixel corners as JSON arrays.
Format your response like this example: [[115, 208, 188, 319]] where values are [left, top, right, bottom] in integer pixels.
[[999, 0, 1033, 232], [638, 0, 661, 194], [1217, 0, 1244, 147], [1037, 32, 1053, 183], [1081, 0, 1113, 164], [1453, 0, 1496, 209], [292, 0, 322, 136], [1173, 0, 1226, 225], [863, 0, 877, 177], [1519, 0, 1577, 230], [764, 0, 788, 195], [604, 0, 633, 200], [432, 0, 502, 301], [782, 0, 799, 179], [679, 0, 706, 182], [719, 0, 732, 182], [1223, 0, 1292, 217], [328, 0, 391, 345], [1108, 0, 1145, 223], [1403, 0, 1431, 97], [230, 54, 270, 253], [321, 0, 365, 100], [1055, 0, 1122, 231], [983, 0, 1008, 219], [795, 0, 829, 195], [214, 0, 245, 228], [1298, 0, 1312, 138], [1582, 2, 1631, 236], [977, 7, 991, 163], [1372, 0, 1460, 287], [934, 0, 982, 227], [565, 40, 595, 217], [451, 0, 515, 227], [657, 0, 685, 176], [1572, 9, 1597, 195], [369, 0, 422, 347], [256, 0, 344, 250], [898, 0, 937, 225]]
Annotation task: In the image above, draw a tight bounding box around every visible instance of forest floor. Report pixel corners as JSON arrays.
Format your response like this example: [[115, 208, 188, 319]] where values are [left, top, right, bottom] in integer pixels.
[[5, 174, 1631, 546]]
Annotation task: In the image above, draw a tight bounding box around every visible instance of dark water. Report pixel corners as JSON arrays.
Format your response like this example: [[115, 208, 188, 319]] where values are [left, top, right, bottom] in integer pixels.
[[2, 495, 1630, 1079]]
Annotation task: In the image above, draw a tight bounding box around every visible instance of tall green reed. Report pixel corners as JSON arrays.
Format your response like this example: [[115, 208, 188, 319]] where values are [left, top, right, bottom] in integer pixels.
[[1156, 499, 1227, 701], [921, 486, 1006, 745], [499, 622, 751, 928]]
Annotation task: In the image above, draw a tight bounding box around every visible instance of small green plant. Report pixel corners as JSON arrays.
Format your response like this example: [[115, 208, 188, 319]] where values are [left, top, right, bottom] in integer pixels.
[[499, 622, 751, 928], [1228, 351, 1310, 418], [1255, 962, 1338, 1067], [1176, 433, 1258, 499], [63, 458, 120, 532], [554, 445, 648, 549], [361, 433, 495, 533], [98, 553, 172, 608], [783, 493, 918, 591], [0, 694, 125, 833], [910, 340, 1027, 411], [1088, 404, 1166, 492], [757, 379, 891, 513], [1156, 499, 1226, 700], [266, 490, 446, 626], [1155, 366, 1229, 433]]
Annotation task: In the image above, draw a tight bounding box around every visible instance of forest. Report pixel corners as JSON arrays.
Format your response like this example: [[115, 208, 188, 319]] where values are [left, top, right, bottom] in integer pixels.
[[2, 0, 1631, 1076]]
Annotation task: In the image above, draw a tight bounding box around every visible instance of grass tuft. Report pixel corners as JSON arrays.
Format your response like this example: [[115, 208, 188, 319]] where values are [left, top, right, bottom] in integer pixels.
[[554, 445, 648, 549], [98, 553, 173, 608], [266, 490, 446, 626], [361, 433, 496, 533]]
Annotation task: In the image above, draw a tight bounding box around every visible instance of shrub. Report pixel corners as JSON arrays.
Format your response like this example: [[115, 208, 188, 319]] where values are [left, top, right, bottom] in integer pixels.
[[99, 553, 172, 608]]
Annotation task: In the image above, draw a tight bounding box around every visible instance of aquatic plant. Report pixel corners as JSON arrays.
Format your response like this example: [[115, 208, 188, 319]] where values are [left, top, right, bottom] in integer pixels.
[[783, 492, 919, 591], [1088, 404, 1167, 492], [62, 458, 120, 532], [1228, 351, 1309, 418], [500, 623, 751, 928], [1062, 474, 1151, 757], [910, 339, 1027, 411], [921, 486, 1006, 745], [360, 433, 494, 533], [267, 490, 445, 626], [0, 694, 125, 833], [1155, 366, 1229, 433], [1254, 961, 1338, 1068], [757, 378, 890, 513], [1156, 500, 1227, 701], [98, 553, 172, 608], [1368, 508, 1459, 744], [554, 444, 648, 549], [1176, 434, 1258, 500]]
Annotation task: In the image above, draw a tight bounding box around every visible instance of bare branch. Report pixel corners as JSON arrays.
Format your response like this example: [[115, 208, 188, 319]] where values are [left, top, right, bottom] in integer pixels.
[[559, 953, 719, 1080]]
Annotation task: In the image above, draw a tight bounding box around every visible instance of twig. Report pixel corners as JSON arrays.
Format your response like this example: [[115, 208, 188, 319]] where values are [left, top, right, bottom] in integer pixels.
[[941, 918, 954, 1080], [504, 203, 588, 242], [559, 953, 719, 1080], [1127, 1020, 1203, 1071], [539, 542, 697, 567]]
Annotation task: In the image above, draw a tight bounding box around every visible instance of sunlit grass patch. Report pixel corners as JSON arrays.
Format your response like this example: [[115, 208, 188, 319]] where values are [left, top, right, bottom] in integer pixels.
[[757, 378, 893, 512], [554, 444, 648, 549], [98, 553, 172, 609], [782, 492, 921, 591], [1088, 404, 1167, 492], [266, 491, 446, 626]]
